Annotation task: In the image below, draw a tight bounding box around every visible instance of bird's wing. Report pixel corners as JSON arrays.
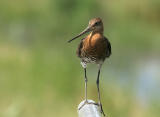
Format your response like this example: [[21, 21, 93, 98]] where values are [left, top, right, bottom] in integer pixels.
[[104, 37, 112, 57], [76, 38, 85, 58]]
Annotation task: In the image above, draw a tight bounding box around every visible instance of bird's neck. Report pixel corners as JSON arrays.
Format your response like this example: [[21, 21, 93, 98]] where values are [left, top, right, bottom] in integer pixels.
[[89, 31, 103, 38], [86, 31, 104, 45]]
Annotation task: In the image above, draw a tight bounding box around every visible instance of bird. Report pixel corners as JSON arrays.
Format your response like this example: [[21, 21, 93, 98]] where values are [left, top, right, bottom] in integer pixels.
[[68, 18, 111, 116]]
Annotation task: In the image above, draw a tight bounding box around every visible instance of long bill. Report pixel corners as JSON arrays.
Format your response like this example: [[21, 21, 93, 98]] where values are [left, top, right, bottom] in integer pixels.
[[68, 26, 91, 43]]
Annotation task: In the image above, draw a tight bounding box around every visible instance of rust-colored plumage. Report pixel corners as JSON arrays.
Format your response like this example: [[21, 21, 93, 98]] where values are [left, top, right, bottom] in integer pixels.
[[77, 32, 111, 64], [68, 18, 111, 117]]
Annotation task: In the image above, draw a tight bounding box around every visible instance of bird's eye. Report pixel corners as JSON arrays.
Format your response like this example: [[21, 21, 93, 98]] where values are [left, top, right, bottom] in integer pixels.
[[94, 22, 100, 26]]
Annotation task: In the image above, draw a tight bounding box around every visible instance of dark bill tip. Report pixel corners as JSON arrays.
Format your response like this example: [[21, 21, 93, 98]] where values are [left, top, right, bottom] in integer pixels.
[[67, 26, 91, 43], [67, 35, 80, 43]]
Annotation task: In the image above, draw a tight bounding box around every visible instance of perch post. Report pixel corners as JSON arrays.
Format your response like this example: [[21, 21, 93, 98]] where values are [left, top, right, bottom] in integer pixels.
[[78, 100, 102, 117]]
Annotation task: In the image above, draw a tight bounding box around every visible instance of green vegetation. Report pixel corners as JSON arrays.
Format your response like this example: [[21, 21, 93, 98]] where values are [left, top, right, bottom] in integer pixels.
[[0, 0, 160, 117]]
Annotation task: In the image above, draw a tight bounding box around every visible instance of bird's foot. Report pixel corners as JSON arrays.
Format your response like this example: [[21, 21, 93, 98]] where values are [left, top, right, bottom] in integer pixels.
[[98, 102, 106, 117], [78, 100, 98, 110], [78, 100, 106, 116]]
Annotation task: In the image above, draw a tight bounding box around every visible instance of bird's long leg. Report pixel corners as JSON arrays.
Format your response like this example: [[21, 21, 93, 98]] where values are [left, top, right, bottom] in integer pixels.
[[78, 67, 98, 110], [78, 68, 88, 110], [84, 68, 88, 102], [96, 65, 105, 116]]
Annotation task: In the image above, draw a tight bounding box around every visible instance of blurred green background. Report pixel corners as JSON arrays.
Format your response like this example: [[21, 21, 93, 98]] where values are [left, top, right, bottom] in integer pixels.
[[0, 0, 160, 117]]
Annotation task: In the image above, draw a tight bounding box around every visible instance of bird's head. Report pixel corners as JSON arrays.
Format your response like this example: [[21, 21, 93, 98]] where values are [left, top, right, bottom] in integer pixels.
[[88, 18, 103, 33], [68, 18, 103, 43]]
